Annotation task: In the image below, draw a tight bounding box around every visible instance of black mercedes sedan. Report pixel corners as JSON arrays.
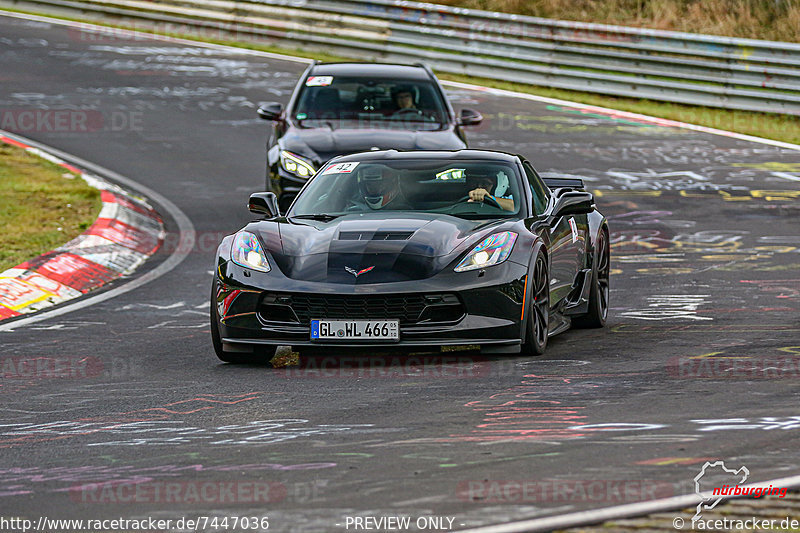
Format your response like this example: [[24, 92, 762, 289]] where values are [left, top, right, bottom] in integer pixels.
[[211, 150, 609, 363], [257, 62, 482, 211]]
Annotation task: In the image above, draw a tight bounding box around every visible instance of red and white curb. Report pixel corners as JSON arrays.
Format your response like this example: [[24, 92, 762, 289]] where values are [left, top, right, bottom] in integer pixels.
[[0, 134, 165, 320]]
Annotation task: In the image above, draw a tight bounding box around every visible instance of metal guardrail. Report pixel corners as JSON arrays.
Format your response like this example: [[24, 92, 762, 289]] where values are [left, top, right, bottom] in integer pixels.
[[9, 0, 800, 115]]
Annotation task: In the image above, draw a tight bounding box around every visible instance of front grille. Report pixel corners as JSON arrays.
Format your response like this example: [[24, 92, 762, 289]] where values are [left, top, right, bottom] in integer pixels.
[[258, 292, 463, 326]]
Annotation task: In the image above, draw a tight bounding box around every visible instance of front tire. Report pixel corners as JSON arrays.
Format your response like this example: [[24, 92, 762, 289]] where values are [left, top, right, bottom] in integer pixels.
[[522, 253, 549, 356], [210, 285, 275, 364], [574, 228, 609, 328]]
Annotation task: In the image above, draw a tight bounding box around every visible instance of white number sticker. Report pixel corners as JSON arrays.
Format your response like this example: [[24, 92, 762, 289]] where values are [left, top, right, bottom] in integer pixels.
[[306, 76, 333, 86], [322, 162, 360, 175]]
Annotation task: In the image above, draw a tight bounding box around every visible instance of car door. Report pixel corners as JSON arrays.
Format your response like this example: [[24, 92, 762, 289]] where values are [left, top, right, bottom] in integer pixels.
[[522, 161, 584, 305]]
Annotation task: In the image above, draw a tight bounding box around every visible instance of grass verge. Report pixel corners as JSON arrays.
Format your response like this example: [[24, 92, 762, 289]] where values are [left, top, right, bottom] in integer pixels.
[[0, 142, 101, 272]]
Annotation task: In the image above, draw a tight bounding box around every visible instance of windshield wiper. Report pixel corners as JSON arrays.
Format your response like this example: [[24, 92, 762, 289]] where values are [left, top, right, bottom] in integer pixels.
[[291, 213, 342, 222]]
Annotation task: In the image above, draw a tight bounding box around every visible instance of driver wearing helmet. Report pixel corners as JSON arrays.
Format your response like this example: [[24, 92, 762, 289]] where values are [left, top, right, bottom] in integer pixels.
[[391, 85, 417, 112], [355, 165, 411, 210], [467, 168, 515, 211]]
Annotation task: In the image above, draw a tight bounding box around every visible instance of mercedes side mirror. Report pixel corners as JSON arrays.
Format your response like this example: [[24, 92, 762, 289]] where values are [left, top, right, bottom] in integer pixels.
[[248, 192, 280, 218], [257, 102, 284, 121], [458, 108, 483, 126]]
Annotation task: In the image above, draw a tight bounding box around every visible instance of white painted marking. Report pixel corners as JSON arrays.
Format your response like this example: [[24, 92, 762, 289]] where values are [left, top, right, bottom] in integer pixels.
[[772, 171, 800, 181], [441, 80, 800, 152], [147, 320, 175, 329], [27, 321, 105, 330], [118, 302, 185, 310], [23, 146, 68, 166]]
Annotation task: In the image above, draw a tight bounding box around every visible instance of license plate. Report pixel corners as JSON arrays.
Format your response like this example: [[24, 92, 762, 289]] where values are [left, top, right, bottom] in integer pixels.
[[310, 319, 399, 341]]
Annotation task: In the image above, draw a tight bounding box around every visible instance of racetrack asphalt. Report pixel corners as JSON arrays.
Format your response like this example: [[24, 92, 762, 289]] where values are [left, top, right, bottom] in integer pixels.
[[1, 12, 800, 532]]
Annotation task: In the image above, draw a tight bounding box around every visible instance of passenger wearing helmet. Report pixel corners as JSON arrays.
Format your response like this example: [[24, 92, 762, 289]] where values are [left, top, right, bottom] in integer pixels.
[[355, 166, 411, 210], [467, 168, 515, 211]]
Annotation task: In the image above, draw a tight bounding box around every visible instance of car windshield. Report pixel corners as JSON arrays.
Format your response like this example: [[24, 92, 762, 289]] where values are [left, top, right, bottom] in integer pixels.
[[292, 76, 448, 131], [289, 159, 524, 220]]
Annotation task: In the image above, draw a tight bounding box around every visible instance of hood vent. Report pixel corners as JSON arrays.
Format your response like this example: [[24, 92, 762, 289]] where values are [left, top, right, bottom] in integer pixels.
[[339, 231, 414, 241]]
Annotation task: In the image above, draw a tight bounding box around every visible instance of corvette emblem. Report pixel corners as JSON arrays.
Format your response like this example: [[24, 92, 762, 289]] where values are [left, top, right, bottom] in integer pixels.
[[345, 266, 375, 278]]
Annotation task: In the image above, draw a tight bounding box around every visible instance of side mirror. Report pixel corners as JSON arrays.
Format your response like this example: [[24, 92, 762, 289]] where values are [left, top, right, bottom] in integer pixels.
[[248, 192, 280, 218], [257, 102, 284, 121], [458, 108, 482, 126], [551, 190, 594, 220]]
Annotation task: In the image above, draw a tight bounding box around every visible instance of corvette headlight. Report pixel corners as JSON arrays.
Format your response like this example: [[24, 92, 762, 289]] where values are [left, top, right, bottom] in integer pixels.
[[455, 232, 517, 272], [279, 150, 315, 179], [231, 231, 270, 272]]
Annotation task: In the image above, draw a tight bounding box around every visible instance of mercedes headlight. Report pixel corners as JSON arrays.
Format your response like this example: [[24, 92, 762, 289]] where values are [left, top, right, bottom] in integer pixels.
[[455, 232, 517, 272], [279, 150, 316, 179], [231, 231, 270, 272]]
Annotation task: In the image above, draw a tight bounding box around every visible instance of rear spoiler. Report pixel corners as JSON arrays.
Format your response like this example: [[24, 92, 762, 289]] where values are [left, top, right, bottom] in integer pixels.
[[543, 177, 586, 191]]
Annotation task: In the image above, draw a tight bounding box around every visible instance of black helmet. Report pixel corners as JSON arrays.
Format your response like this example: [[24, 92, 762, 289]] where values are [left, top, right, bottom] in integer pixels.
[[392, 85, 415, 99], [466, 167, 497, 191], [358, 166, 398, 209]]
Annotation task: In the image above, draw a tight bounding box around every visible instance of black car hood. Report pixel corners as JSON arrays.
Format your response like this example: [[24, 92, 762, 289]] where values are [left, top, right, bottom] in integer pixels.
[[282, 126, 466, 167], [256, 213, 505, 284]]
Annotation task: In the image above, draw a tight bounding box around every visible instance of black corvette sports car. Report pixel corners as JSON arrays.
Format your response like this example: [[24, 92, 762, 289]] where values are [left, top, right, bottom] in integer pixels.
[[211, 150, 609, 363]]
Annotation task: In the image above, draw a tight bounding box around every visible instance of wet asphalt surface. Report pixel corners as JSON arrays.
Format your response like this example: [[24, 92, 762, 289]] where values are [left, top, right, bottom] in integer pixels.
[[1, 12, 800, 532]]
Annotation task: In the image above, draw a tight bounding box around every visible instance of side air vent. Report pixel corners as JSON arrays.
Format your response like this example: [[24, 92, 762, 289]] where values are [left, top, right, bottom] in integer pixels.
[[339, 231, 414, 241]]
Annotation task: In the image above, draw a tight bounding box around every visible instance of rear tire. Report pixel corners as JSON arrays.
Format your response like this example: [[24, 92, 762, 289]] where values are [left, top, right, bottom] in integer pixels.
[[210, 285, 275, 364], [522, 253, 549, 356], [574, 228, 609, 329]]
